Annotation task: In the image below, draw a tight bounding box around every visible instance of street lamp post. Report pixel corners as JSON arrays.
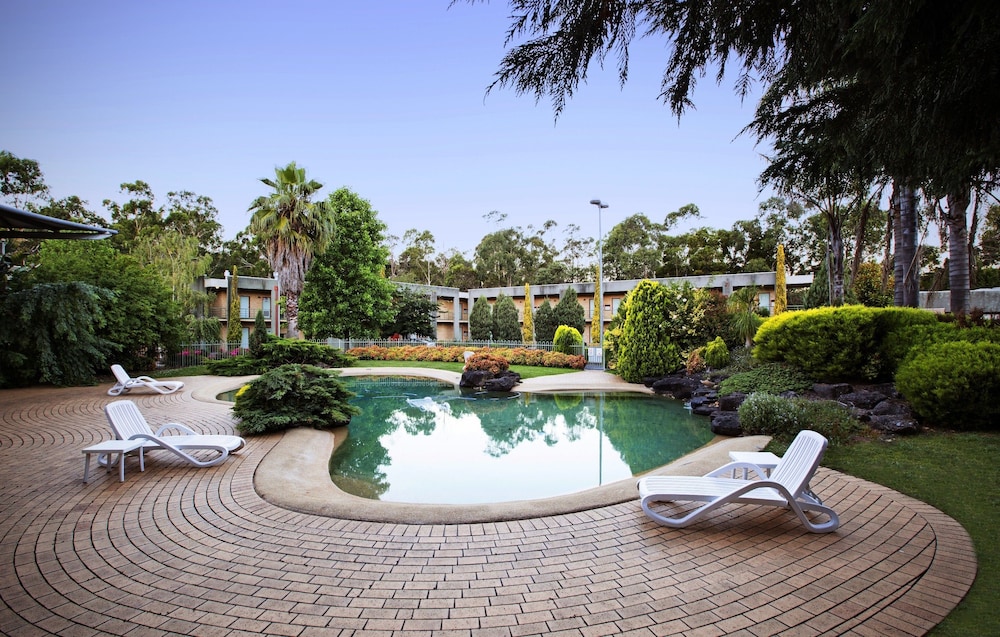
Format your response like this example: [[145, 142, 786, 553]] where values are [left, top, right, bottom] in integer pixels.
[[589, 199, 608, 370]]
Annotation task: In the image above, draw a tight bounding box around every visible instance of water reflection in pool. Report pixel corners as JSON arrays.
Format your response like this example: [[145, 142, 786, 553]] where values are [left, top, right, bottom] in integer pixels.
[[329, 376, 714, 504]]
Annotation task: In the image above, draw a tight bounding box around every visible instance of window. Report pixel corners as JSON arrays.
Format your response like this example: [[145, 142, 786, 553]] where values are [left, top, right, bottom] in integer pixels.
[[241, 327, 250, 349], [239, 296, 250, 320], [758, 293, 770, 311], [262, 297, 271, 319], [612, 298, 622, 315]]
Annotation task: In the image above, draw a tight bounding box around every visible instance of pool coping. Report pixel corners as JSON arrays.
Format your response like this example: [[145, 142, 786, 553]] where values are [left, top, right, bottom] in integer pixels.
[[197, 368, 773, 524]]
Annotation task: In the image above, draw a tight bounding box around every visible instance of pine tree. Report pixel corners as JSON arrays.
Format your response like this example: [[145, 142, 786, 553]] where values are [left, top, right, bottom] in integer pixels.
[[553, 287, 586, 335], [522, 283, 534, 343], [227, 267, 242, 348], [492, 293, 522, 342], [534, 299, 557, 342], [591, 267, 602, 344], [469, 295, 493, 341], [774, 244, 787, 315]]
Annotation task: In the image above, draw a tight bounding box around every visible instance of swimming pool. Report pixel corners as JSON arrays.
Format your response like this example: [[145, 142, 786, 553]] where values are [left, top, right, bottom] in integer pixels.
[[329, 376, 714, 504]]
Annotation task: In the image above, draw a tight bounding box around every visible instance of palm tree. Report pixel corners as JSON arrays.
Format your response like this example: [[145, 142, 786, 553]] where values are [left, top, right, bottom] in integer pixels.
[[248, 162, 335, 338]]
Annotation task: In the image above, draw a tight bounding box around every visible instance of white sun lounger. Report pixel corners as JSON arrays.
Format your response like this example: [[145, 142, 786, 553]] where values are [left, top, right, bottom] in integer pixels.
[[105, 400, 245, 468], [107, 364, 184, 396], [637, 430, 840, 533]]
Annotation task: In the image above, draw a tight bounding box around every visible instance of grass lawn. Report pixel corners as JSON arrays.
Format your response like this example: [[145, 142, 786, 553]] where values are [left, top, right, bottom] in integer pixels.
[[822, 431, 999, 636]]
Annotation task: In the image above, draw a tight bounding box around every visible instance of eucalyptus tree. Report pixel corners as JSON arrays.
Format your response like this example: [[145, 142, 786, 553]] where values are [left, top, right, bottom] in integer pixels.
[[0, 150, 48, 208], [465, 1, 1000, 312], [248, 162, 335, 337], [603, 214, 662, 280], [397, 228, 439, 285]]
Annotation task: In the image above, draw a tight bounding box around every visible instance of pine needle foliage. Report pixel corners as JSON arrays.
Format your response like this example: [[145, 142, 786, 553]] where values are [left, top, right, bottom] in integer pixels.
[[616, 280, 683, 383]]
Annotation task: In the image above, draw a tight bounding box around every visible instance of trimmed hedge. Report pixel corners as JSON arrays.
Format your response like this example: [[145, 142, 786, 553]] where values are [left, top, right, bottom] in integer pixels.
[[895, 341, 1000, 430], [553, 325, 583, 355], [753, 306, 938, 381], [346, 345, 586, 369]]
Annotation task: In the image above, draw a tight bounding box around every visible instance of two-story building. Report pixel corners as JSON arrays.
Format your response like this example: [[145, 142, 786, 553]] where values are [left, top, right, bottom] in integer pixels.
[[195, 271, 815, 345]]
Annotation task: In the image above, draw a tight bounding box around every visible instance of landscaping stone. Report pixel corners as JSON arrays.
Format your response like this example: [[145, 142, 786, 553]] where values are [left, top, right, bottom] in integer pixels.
[[689, 396, 717, 416], [839, 389, 889, 410], [710, 410, 742, 436], [483, 372, 520, 392], [868, 414, 921, 435], [813, 383, 852, 399], [651, 375, 702, 400], [718, 392, 747, 412]]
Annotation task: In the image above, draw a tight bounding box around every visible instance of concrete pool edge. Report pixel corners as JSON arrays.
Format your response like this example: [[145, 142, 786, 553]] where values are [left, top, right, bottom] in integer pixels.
[[243, 367, 773, 524]]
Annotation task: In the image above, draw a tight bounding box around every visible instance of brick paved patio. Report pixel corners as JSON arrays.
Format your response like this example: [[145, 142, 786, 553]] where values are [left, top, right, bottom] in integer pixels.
[[0, 379, 976, 636]]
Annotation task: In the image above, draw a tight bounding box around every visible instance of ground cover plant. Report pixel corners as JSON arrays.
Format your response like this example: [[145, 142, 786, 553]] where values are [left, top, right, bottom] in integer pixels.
[[821, 432, 1000, 636], [232, 364, 359, 435], [718, 362, 813, 396]]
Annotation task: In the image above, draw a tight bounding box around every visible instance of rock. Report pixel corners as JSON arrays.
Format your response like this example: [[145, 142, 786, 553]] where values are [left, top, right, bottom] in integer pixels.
[[813, 383, 852, 399], [484, 372, 520, 392], [839, 390, 889, 410], [710, 410, 742, 436], [651, 376, 701, 400], [871, 399, 911, 417], [460, 370, 493, 388], [868, 414, 920, 435], [718, 392, 747, 412], [689, 396, 717, 416]]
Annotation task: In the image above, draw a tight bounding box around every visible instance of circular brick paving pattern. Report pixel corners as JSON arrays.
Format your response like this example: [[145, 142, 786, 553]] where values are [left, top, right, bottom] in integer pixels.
[[0, 380, 976, 636]]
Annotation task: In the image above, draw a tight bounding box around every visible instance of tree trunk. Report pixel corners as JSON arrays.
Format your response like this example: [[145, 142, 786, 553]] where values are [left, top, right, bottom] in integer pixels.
[[969, 189, 981, 289], [882, 202, 893, 291], [285, 293, 300, 339], [850, 199, 871, 288], [893, 181, 920, 307], [945, 188, 972, 315], [826, 210, 845, 305]]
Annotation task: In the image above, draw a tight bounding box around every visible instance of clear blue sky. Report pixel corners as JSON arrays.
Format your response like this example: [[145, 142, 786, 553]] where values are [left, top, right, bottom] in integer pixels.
[[3, 0, 773, 255]]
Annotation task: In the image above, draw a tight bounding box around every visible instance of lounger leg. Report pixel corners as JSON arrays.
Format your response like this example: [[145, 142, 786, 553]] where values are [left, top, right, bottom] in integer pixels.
[[118, 452, 126, 482], [83, 454, 92, 484]]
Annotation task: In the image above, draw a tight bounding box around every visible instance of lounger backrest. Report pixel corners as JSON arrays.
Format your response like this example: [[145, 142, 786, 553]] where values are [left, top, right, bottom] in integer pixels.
[[768, 430, 828, 498], [110, 364, 131, 385], [105, 400, 155, 440]]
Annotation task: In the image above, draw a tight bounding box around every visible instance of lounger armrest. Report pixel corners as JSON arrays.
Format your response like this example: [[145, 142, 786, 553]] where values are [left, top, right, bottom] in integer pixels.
[[705, 462, 769, 480], [154, 422, 198, 436]]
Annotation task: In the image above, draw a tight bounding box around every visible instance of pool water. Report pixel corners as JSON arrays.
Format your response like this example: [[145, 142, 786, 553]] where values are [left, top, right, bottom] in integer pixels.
[[329, 376, 714, 504]]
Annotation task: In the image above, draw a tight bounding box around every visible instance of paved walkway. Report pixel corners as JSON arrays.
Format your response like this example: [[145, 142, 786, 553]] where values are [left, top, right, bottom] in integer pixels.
[[0, 374, 977, 636]]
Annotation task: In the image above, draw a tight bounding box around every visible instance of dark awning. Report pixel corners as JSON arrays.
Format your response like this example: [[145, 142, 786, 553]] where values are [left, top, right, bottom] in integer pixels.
[[0, 203, 117, 240]]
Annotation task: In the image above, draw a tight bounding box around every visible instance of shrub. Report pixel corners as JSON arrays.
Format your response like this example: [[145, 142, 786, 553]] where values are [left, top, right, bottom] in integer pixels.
[[465, 351, 510, 374], [616, 280, 684, 382], [895, 341, 1000, 430], [703, 336, 730, 369], [754, 306, 938, 382], [685, 348, 706, 374], [261, 339, 354, 367], [553, 325, 583, 355], [207, 339, 354, 376], [249, 310, 271, 358], [232, 364, 360, 435], [719, 362, 813, 396], [738, 392, 864, 445]]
